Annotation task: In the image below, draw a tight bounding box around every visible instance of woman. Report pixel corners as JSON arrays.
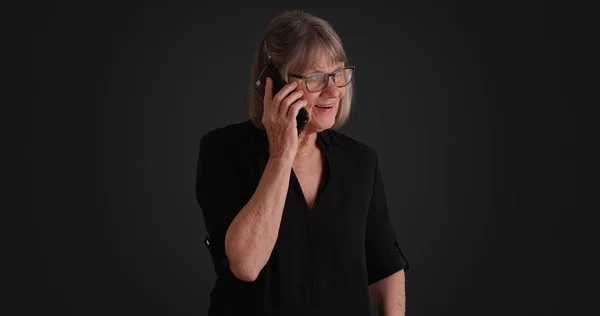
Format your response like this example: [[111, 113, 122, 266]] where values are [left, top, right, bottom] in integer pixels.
[[196, 10, 409, 316]]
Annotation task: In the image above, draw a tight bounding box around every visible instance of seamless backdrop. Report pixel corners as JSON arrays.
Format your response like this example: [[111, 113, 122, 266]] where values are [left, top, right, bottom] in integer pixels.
[[29, 1, 568, 315]]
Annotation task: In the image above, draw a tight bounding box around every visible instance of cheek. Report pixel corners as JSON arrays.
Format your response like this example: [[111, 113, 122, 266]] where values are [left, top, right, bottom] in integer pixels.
[[302, 94, 320, 106]]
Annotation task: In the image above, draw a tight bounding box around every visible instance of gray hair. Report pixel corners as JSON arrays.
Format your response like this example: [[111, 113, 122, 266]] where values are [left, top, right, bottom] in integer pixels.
[[247, 10, 354, 130]]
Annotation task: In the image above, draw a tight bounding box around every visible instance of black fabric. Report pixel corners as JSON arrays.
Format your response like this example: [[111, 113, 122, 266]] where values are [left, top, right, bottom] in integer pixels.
[[196, 119, 409, 316]]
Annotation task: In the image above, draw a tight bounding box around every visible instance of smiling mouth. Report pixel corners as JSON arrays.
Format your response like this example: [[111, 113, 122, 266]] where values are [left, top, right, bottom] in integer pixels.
[[315, 104, 333, 109]]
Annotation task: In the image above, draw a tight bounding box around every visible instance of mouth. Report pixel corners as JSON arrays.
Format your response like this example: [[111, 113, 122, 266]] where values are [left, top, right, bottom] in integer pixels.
[[315, 104, 333, 109]]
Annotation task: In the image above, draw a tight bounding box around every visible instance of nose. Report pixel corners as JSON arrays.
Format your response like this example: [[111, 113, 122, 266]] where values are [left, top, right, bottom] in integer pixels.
[[322, 75, 340, 94]]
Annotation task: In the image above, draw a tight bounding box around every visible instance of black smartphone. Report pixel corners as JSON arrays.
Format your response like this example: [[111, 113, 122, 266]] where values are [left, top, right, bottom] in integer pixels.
[[254, 62, 309, 134]]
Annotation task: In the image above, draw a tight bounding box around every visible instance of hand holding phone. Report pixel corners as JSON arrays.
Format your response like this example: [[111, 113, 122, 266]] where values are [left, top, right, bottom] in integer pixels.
[[254, 62, 309, 134], [257, 72, 309, 161]]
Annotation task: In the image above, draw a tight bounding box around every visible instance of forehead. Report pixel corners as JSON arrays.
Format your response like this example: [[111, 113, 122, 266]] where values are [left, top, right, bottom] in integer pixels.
[[304, 57, 345, 73], [288, 43, 345, 74]]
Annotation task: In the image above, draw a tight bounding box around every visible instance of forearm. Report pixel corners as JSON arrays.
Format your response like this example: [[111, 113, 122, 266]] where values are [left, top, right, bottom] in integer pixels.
[[377, 290, 405, 316], [370, 270, 406, 316], [224, 156, 293, 281]]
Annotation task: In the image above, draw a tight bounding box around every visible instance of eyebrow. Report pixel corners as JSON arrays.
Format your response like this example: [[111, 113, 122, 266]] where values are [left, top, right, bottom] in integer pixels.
[[305, 65, 345, 74]]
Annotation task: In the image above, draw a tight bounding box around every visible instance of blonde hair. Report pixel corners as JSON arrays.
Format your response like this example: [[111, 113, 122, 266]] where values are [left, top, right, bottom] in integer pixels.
[[247, 10, 354, 130]]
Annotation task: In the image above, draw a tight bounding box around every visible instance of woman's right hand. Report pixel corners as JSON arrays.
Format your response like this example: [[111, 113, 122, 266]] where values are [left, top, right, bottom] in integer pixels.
[[261, 78, 308, 162]]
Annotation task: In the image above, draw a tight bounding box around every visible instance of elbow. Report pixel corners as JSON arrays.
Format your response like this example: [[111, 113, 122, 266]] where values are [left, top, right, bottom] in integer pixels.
[[225, 236, 261, 282], [226, 247, 262, 282], [224, 224, 266, 282], [228, 258, 260, 282]]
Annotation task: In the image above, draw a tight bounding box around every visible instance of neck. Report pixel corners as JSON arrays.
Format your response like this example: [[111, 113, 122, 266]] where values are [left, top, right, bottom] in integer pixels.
[[296, 130, 318, 160]]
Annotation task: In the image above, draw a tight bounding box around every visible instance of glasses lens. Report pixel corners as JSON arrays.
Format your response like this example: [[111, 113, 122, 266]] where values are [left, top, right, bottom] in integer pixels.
[[306, 73, 326, 92], [334, 68, 354, 87]]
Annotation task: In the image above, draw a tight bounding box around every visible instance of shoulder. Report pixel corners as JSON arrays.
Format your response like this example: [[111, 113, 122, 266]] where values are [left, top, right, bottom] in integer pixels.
[[327, 129, 379, 164], [199, 119, 256, 151]]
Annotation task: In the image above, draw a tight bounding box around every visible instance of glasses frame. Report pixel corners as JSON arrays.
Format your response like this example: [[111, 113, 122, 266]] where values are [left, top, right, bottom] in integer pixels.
[[289, 66, 355, 93]]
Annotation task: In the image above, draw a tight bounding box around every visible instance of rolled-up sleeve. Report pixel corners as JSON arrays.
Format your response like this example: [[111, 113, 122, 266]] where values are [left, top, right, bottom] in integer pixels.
[[365, 154, 410, 285], [195, 130, 254, 273]]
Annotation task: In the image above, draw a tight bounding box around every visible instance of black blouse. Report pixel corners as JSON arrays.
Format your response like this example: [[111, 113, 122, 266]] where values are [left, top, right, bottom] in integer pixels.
[[196, 119, 409, 316]]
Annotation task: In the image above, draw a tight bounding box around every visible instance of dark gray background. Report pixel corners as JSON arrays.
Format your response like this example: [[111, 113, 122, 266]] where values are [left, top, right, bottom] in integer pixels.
[[29, 1, 569, 315]]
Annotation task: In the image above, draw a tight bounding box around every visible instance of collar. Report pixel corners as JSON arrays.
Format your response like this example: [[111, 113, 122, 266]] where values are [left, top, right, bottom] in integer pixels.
[[317, 128, 331, 148], [250, 120, 332, 156]]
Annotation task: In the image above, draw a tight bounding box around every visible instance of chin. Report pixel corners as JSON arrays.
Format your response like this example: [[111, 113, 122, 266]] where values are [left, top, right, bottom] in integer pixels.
[[306, 117, 335, 132], [305, 103, 338, 131], [316, 112, 337, 128]]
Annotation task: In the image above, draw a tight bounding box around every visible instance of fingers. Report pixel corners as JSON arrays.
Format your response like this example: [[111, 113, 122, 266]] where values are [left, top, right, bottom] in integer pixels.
[[263, 79, 306, 127], [264, 79, 298, 113], [264, 77, 273, 103], [287, 99, 308, 120], [278, 90, 304, 114], [272, 81, 298, 111]]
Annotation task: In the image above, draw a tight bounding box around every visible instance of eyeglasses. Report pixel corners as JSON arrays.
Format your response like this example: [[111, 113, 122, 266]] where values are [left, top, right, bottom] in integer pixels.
[[289, 66, 355, 93]]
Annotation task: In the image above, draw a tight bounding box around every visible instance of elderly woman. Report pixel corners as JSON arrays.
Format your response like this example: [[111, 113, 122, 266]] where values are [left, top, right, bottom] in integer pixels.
[[196, 9, 410, 316]]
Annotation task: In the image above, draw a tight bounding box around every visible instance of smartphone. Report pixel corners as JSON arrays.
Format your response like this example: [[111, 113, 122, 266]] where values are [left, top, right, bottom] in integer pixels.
[[254, 62, 309, 134]]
